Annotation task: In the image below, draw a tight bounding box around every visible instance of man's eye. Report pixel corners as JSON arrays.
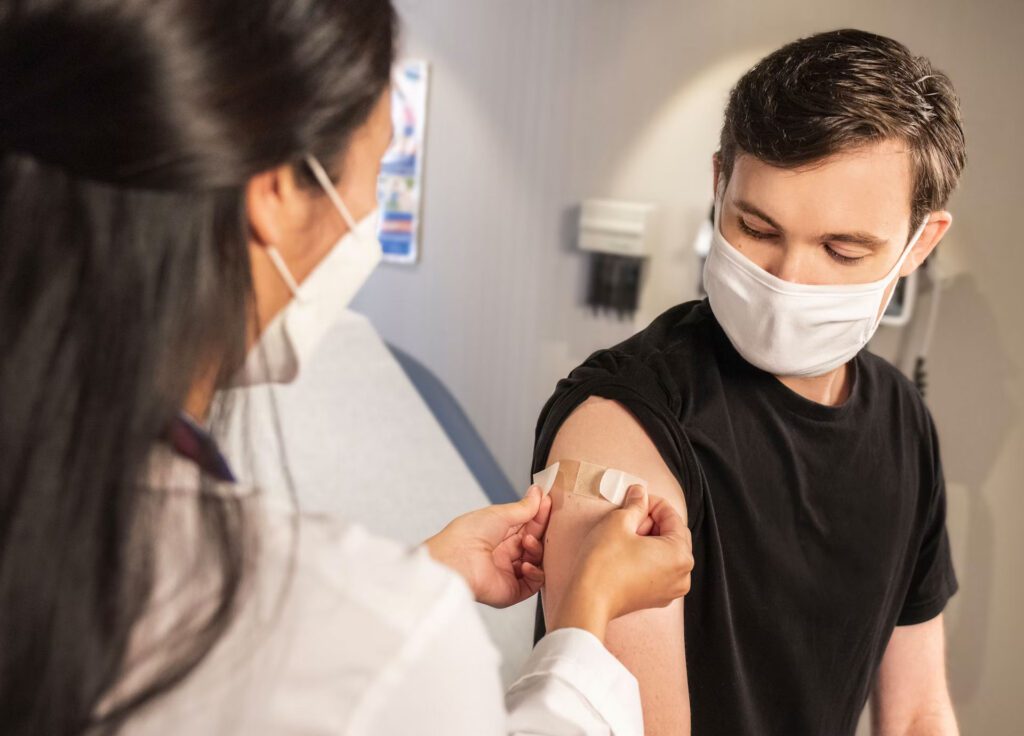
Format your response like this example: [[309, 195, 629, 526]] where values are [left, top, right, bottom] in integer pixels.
[[738, 218, 776, 240], [824, 244, 866, 265]]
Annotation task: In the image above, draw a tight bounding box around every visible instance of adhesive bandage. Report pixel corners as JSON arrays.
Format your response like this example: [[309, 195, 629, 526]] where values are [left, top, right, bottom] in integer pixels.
[[532, 460, 647, 507]]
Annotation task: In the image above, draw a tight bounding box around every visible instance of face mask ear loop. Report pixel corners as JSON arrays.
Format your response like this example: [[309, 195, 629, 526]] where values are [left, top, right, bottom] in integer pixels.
[[265, 246, 305, 303], [304, 154, 360, 232], [886, 217, 930, 279], [872, 218, 931, 329]]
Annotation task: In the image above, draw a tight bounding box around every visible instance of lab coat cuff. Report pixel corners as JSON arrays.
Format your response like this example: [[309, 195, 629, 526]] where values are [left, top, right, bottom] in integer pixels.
[[511, 627, 643, 735]]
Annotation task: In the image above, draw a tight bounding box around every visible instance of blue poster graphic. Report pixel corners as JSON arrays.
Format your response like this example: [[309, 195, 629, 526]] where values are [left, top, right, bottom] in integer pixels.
[[378, 60, 429, 264]]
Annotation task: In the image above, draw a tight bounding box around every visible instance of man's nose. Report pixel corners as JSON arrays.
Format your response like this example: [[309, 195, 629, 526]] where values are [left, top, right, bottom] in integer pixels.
[[766, 249, 811, 284]]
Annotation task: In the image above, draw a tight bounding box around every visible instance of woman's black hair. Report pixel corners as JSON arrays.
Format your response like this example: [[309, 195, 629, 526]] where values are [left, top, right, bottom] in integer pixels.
[[0, 0, 396, 732]]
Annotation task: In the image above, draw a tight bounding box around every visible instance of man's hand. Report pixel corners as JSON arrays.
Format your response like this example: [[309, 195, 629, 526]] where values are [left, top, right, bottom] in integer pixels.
[[425, 485, 552, 608]]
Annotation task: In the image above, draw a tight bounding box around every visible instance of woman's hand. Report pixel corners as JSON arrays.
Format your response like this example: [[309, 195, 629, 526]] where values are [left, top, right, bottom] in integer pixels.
[[550, 486, 693, 642], [425, 485, 553, 608]]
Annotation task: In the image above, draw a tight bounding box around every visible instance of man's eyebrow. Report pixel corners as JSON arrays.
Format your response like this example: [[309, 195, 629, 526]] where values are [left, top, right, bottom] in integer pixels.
[[821, 230, 888, 248], [734, 200, 783, 230], [735, 198, 887, 248]]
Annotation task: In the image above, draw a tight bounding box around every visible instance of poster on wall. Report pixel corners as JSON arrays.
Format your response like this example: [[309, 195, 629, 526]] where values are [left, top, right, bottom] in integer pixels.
[[378, 60, 429, 264]]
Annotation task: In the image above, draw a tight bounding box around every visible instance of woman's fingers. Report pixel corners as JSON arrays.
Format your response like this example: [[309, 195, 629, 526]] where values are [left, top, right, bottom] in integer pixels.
[[636, 515, 655, 536], [647, 495, 685, 537], [616, 485, 650, 531], [641, 499, 694, 597], [496, 530, 544, 582], [496, 485, 544, 540], [501, 560, 544, 606], [495, 533, 523, 569], [522, 533, 543, 565], [522, 492, 552, 541], [519, 561, 545, 594]]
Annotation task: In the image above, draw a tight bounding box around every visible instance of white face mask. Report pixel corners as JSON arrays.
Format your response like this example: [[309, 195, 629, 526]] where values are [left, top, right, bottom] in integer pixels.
[[234, 155, 383, 386], [702, 191, 927, 377]]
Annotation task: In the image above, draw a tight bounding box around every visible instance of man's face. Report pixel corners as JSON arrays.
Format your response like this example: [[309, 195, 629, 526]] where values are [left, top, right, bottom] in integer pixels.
[[716, 139, 921, 287]]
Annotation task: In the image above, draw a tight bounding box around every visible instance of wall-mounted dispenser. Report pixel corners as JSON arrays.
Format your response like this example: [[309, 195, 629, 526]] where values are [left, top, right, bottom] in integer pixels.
[[578, 199, 656, 317]]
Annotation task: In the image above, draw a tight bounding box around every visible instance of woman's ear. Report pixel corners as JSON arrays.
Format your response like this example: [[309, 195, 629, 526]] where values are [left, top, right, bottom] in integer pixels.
[[245, 164, 306, 250], [244, 163, 315, 344], [900, 210, 953, 277]]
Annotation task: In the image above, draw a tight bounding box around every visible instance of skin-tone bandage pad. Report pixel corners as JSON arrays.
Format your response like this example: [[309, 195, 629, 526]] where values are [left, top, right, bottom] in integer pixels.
[[532, 460, 647, 507]]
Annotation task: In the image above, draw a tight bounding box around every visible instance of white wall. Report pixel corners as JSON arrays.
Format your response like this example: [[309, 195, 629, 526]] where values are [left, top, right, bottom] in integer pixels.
[[354, 1, 1024, 732]]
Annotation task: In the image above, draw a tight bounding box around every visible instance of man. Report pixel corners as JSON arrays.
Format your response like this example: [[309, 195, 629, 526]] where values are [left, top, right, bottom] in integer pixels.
[[533, 29, 964, 735]]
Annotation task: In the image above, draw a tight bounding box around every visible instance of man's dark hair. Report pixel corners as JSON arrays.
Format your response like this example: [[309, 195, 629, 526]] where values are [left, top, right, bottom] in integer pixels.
[[718, 29, 967, 230]]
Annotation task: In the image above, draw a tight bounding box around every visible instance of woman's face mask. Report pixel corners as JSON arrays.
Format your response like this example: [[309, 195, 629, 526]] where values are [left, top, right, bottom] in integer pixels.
[[233, 155, 383, 386], [703, 185, 927, 378]]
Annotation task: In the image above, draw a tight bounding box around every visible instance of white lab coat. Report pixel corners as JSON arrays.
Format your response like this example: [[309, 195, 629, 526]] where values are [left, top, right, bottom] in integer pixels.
[[214, 308, 541, 686], [112, 447, 643, 735]]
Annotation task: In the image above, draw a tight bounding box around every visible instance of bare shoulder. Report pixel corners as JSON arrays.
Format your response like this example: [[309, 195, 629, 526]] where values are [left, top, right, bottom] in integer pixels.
[[548, 396, 687, 524]]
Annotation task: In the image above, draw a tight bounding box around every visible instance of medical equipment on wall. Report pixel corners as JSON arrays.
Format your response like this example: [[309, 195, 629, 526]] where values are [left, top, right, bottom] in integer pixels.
[[578, 199, 656, 317], [909, 255, 943, 397], [880, 271, 918, 326]]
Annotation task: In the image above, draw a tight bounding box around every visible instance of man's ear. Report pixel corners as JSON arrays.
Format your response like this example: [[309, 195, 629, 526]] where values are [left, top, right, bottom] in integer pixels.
[[900, 210, 953, 277], [245, 164, 304, 250]]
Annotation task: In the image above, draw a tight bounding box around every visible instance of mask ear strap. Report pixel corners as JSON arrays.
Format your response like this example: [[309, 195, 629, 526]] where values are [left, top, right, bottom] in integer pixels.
[[304, 154, 359, 232], [266, 246, 304, 302], [873, 218, 932, 328], [906, 218, 930, 253], [886, 218, 931, 279]]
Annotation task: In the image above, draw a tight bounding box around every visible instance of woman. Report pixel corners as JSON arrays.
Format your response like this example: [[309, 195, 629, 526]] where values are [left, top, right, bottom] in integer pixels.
[[0, 1, 694, 733]]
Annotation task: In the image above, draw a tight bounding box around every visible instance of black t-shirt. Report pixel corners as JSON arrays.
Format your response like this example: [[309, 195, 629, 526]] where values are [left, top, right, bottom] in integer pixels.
[[532, 299, 957, 736]]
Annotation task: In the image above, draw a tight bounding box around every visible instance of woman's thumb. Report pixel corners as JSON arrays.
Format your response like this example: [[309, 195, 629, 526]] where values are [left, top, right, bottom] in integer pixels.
[[619, 485, 649, 525], [500, 485, 543, 524]]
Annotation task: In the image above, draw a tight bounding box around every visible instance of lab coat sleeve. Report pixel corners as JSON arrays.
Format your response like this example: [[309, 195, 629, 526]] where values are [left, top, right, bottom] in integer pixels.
[[362, 574, 643, 735], [506, 627, 644, 736]]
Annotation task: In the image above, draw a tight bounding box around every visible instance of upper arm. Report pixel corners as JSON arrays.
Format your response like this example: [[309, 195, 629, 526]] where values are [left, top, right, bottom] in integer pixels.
[[541, 396, 690, 736], [871, 615, 958, 736]]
